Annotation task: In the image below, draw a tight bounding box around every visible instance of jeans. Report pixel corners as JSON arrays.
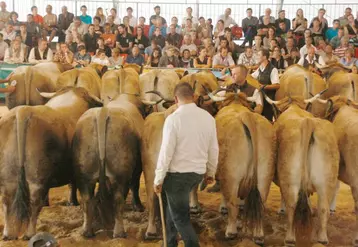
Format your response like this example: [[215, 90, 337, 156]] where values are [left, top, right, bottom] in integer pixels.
[[163, 172, 204, 247]]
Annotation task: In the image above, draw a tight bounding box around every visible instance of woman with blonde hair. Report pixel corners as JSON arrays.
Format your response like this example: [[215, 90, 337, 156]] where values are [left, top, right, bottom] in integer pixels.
[[292, 8, 307, 34], [95, 7, 106, 26], [109, 48, 123, 66], [4, 39, 25, 63]]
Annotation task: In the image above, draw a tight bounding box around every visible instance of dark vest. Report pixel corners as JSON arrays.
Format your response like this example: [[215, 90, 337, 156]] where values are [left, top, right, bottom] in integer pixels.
[[271, 57, 286, 70], [227, 81, 256, 97], [257, 62, 275, 85], [303, 54, 319, 69], [34, 47, 49, 60]]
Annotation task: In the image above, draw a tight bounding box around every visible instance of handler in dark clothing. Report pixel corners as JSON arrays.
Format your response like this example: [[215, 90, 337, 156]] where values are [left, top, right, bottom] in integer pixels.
[[251, 48, 280, 121], [154, 83, 219, 247]]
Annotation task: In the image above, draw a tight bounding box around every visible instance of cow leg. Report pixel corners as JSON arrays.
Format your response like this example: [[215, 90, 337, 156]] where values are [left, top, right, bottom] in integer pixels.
[[278, 196, 286, 215], [219, 194, 228, 215], [222, 183, 239, 239], [113, 186, 127, 238], [350, 185, 358, 246], [329, 181, 340, 215], [2, 190, 18, 240], [189, 184, 201, 214], [79, 182, 96, 238], [238, 197, 245, 212], [316, 187, 330, 245], [282, 186, 299, 246], [68, 182, 79, 206], [144, 174, 159, 239], [131, 157, 144, 212]]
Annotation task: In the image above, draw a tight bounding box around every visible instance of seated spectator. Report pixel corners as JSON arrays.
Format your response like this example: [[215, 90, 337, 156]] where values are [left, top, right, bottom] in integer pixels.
[[144, 39, 161, 60], [109, 48, 123, 66], [224, 29, 237, 55], [0, 33, 8, 60], [8, 11, 20, 31], [28, 39, 53, 64], [134, 16, 150, 37], [237, 46, 257, 68], [83, 24, 99, 55], [286, 47, 300, 66], [151, 26, 166, 49], [123, 16, 134, 35], [271, 47, 288, 70], [146, 47, 161, 67], [309, 8, 328, 33], [4, 39, 25, 63], [259, 8, 276, 24], [1, 23, 16, 43], [110, 8, 121, 25], [203, 37, 215, 58], [26, 14, 41, 48], [352, 64, 358, 74], [320, 44, 339, 65], [166, 24, 182, 48], [276, 21, 287, 40], [197, 16, 212, 37], [97, 37, 111, 57], [263, 27, 276, 49], [339, 48, 357, 66], [31, 6, 43, 25], [134, 26, 149, 54], [214, 19, 225, 39], [0, 2, 10, 23], [14, 35, 28, 55], [216, 37, 231, 53], [310, 17, 325, 45], [158, 46, 180, 68], [315, 39, 327, 56], [300, 36, 316, 57], [91, 48, 110, 66], [79, 5, 92, 24], [179, 49, 193, 68], [191, 31, 201, 47], [182, 18, 196, 36], [257, 16, 275, 37], [346, 14, 358, 38], [212, 47, 235, 68], [199, 27, 211, 42], [106, 15, 118, 34], [194, 46, 212, 68], [330, 27, 344, 49], [73, 45, 91, 67], [333, 37, 349, 58], [93, 16, 104, 35], [275, 10, 290, 32], [125, 7, 137, 27], [125, 46, 144, 66], [149, 17, 166, 38], [269, 39, 279, 55], [180, 34, 197, 56], [298, 47, 325, 69], [95, 7, 106, 27], [66, 29, 82, 53], [325, 19, 340, 41], [167, 16, 181, 35], [101, 23, 116, 48], [66, 17, 87, 41], [252, 35, 263, 60], [42, 5, 57, 42], [57, 6, 74, 43], [282, 37, 296, 59], [116, 24, 133, 54], [53, 42, 74, 69]]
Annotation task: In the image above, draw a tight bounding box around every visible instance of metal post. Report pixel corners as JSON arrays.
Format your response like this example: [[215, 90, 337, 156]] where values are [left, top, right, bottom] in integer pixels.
[[75, 0, 78, 16], [136, 2, 139, 21], [259, 4, 261, 16], [195, 0, 199, 18]]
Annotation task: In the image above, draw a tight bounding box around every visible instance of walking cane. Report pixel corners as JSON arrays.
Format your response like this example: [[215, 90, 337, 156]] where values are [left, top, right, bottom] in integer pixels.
[[157, 192, 168, 247]]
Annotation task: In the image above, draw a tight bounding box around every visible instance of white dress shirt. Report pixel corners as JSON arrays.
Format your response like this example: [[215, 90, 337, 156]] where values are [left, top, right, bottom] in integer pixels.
[[299, 45, 317, 58], [297, 54, 326, 66], [216, 15, 237, 28], [1, 30, 16, 41], [154, 103, 219, 185], [127, 16, 137, 27], [28, 47, 53, 64], [251, 64, 280, 84]]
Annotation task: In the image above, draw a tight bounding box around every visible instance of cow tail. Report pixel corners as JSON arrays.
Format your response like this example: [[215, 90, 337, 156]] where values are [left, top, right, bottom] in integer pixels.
[[24, 67, 32, 105], [294, 118, 314, 235], [95, 107, 113, 228], [11, 107, 31, 226], [240, 112, 263, 232]]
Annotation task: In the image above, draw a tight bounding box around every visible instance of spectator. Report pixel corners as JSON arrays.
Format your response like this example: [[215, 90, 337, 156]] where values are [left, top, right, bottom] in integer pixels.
[[325, 19, 340, 41], [214, 19, 225, 39], [182, 18, 196, 36], [269, 39, 279, 55], [286, 47, 300, 66], [346, 14, 358, 38], [43, 5, 57, 42], [150, 6, 167, 27], [0, 1, 9, 23], [300, 36, 316, 57], [259, 8, 275, 24], [97, 37, 111, 57], [199, 27, 211, 42], [167, 16, 181, 35], [0, 20, 4, 32], [333, 37, 349, 58], [298, 46, 325, 69], [83, 24, 99, 54], [182, 7, 198, 28], [134, 26, 149, 54], [1, 24, 16, 43], [180, 34, 197, 56], [316, 39, 327, 56], [4, 39, 25, 63], [101, 23, 116, 47], [158, 46, 179, 68], [215, 36, 230, 53], [190, 31, 201, 47], [26, 14, 41, 48], [242, 8, 259, 47], [330, 27, 344, 49], [125, 46, 144, 66], [252, 35, 262, 61], [110, 8, 121, 25], [282, 36, 296, 59], [275, 10, 290, 32], [263, 27, 276, 49], [28, 39, 53, 64], [197, 17, 212, 37], [310, 17, 325, 45], [8, 12, 21, 31], [31, 6, 43, 25], [134, 16, 149, 37], [339, 7, 352, 27], [125, 7, 137, 27], [95, 7, 106, 26], [179, 49, 193, 68], [109, 47, 123, 66], [217, 8, 237, 28], [355, 11, 358, 27], [66, 28, 82, 53], [212, 47, 235, 68], [91, 48, 110, 66], [53, 42, 74, 69], [310, 8, 328, 33], [73, 45, 91, 67], [257, 15, 275, 37], [203, 37, 215, 58], [149, 17, 166, 38], [80, 5, 91, 25], [123, 16, 134, 35], [237, 46, 257, 68], [194, 46, 212, 68], [271, 47, 288, 70], [93, 16, 104, 35], [166, 24, 182, 48], [276, 20, 287, 39], [321, 44, 339, 64], [57, 6, 74, 42], [144, 39, 161, 60], [150, 26, 165, 48], [0, 32, 7, 60], [292, 8, 307, 35], [106, 15, 118, 34], [115, 24, 133, 54], [146, 47, 161, 67], [66, 17, 87, 40], [352, 64, 358, 74], [206, 18, 213, 35]]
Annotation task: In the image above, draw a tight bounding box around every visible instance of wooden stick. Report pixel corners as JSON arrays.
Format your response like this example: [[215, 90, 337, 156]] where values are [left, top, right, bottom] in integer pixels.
[[157, 192, 167, 247]]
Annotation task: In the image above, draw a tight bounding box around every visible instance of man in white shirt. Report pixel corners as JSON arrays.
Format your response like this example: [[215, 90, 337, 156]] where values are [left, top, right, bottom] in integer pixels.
[[1, 23, 16, 42], [180, 34, 197, 56], [182, 7, 198, 28], [28, 39, 53, 64], [0, 33, 8, 60], [300, 36, 316, 58], [154, 83, 218, 247], [126, 7, 137, 27], [297, 46, 325, 71], [217, 8, 237, 28], [212, 47, 235, 68]]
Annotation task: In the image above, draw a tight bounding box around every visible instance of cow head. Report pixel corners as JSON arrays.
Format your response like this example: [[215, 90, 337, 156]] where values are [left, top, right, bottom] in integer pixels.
[[141, 90, 175, 117], [315, 96, 358, 121], [90, 64, 108, 78]]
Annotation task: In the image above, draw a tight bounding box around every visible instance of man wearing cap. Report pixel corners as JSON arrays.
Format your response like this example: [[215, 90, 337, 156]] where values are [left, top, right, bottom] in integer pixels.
[[150, 6, 167, 27], [28, 232, 58, 247]]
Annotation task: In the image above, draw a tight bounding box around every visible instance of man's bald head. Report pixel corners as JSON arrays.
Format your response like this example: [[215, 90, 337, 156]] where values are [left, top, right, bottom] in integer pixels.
[[174, 83, 194, 103], [232, 65, 248, 85]]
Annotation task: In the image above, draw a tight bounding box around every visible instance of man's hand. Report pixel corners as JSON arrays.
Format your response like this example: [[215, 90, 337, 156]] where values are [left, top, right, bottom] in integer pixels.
[[7, 85, 16, 93], [154, 183, 162, 194], [5, 72, 14, 82], [205, 175, 214, 185]]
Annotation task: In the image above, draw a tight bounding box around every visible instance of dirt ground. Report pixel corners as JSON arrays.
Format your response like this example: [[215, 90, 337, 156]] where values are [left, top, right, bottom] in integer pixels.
[[0, 181, 355, 247]]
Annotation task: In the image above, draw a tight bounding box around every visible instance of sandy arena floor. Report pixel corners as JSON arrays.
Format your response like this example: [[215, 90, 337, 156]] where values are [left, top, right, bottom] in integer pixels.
[[0, 180, 355, 247]]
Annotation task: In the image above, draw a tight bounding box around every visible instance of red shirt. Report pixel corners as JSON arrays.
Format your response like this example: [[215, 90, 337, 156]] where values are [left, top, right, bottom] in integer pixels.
[[33, 14, 43, 24], [133, 25, 150, 37]]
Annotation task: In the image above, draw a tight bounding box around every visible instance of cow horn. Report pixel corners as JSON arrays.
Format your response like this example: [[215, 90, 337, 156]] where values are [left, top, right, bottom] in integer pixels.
[[141, 99, 163, 105], [314, 62, 327, 70], [37, 88, 56, 99], [246, 96, 256, 102], [260, 87, 279, 105], [304, 88, 328, 103], [317, 99, 328, 104], [145, 90, 175, 103], [88, 92, 103, 104]]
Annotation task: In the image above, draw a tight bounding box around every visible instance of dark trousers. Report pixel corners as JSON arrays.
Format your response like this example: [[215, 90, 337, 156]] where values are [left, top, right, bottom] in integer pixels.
[[262, 90, 276, 122], [163, 172, 203, 247]]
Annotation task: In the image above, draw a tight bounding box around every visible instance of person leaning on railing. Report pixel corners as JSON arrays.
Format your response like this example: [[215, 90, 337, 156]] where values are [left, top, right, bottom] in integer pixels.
[[28, 39, 53, 64], [53, 42, 73, 70], [194, 46, 212, 68], [4, 39, 24, 63]]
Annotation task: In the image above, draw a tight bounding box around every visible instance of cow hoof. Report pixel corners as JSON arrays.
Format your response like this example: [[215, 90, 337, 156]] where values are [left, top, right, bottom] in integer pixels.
[[113, 232, 127, 239], [82, 230, 95, 238], [2, 236, 18, 241], [254, 237, 264, 246], [330, 209, 335, 216], [318, 240, 328, 245], [144, 232, 160, 240], [132, 203, 145, 212], [190, 206, 201, 214], [220, 207, 228, 215], [67, 200, 80, 206], [23, 235, 33, 241], [284, 240, 296, 247]]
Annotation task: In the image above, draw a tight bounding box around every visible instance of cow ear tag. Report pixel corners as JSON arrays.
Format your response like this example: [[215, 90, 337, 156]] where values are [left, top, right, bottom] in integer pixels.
[[10, 80, 17, 87]]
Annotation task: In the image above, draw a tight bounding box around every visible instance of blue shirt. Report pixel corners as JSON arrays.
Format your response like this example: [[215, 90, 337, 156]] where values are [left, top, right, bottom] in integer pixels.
[[339, 57, 358, 67], [80, 15, 92, 24], [325, 28, 338, 41], [149, 25, 167, 38], [126, 54, 145, 66]]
